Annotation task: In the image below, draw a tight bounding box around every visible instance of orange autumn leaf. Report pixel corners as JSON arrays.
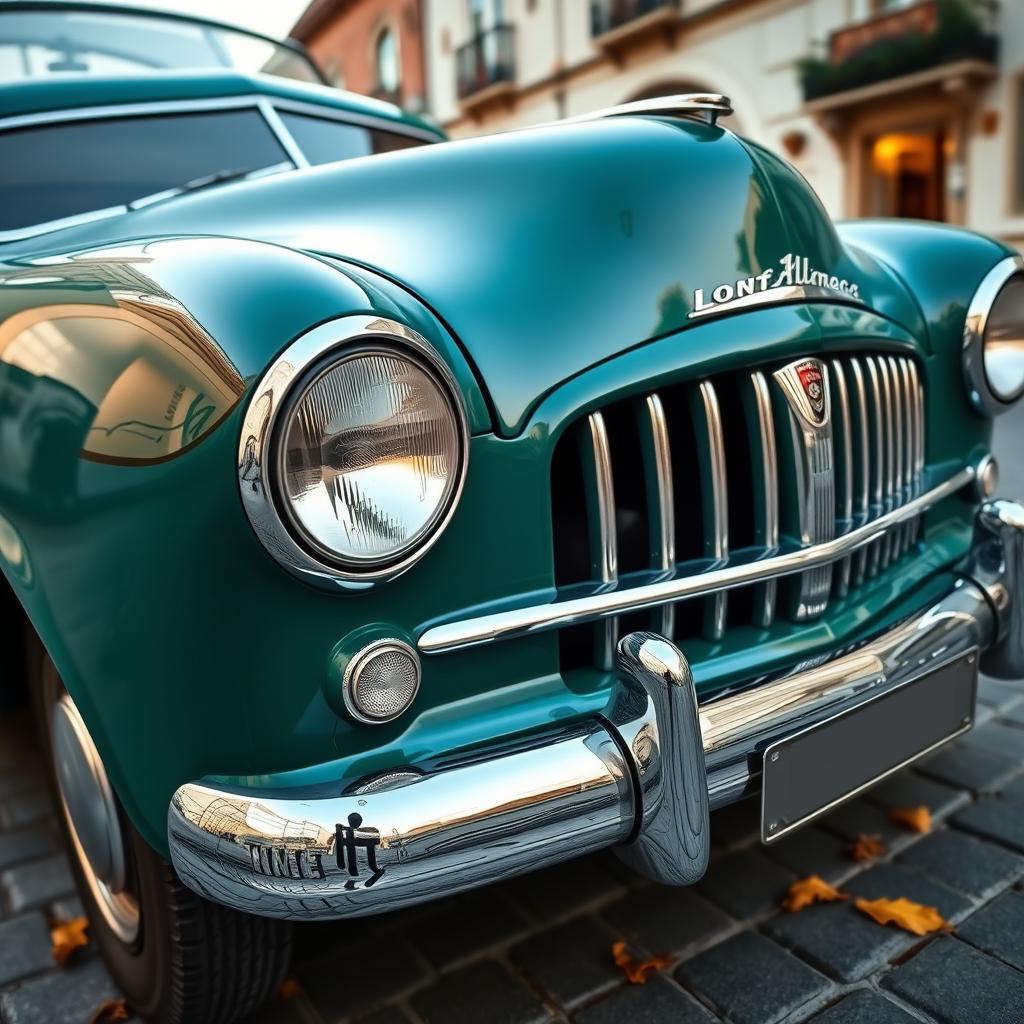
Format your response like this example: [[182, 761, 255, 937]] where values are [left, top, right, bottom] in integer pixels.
[[50, 916, 89, 967], [888, 806, 932, 833], [278, 978, 303, 1001], [611, 941, 673, 984], [782, 875, 849, 912], [854, 896, 953, 936], [850, 833, 886, 862], [88, 999, 130, 1024]]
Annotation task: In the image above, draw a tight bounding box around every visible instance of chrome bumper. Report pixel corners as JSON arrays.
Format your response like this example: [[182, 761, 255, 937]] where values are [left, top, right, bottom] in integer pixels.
[[168, 501, 1024, 921]]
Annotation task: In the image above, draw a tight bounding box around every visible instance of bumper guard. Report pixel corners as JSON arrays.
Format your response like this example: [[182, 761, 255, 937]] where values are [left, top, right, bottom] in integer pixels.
[[168, 500, 1024, 920]]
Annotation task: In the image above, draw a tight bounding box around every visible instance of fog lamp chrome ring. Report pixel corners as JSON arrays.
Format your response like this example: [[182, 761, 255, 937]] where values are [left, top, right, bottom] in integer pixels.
[[343, 638, 421, 724], [237, 316, 469, 590]]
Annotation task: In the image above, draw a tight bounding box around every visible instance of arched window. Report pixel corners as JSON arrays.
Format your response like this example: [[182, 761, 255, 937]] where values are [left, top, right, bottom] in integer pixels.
[[374, 26, 400, 97]]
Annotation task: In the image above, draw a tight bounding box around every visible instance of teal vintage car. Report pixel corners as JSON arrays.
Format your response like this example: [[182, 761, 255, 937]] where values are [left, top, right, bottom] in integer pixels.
[[2, 2, 1023, 1022]]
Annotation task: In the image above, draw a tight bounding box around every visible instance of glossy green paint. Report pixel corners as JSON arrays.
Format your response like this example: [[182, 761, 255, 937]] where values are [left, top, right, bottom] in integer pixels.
[[0, 94, 1008, 857]]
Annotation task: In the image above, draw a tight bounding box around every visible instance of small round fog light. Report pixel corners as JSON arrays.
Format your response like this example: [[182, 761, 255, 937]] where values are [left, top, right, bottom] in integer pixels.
[[976, 454, 1000, 499], [343, 639, 421, 724]]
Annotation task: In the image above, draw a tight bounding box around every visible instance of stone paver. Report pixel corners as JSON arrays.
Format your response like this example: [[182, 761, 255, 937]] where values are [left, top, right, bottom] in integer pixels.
[[601, 884, 733, 957], [953, 796, 1024, 851], [410, 959, 552, 1024], [0, 958, 122, 1024], [895, 828, 1024, 899], [676, 931, 830, 1024], [883, 936, 1024, 1024], [695, 848, 796, 918], [509, 915, 621, 1010], [957, 890, 1024, 972], [1, 853, 75, 914], [574, 975, 715, 1024], [0, 913, 55, 987], [3, 691, 1024, 1024], [807, 989, 920, 1024]]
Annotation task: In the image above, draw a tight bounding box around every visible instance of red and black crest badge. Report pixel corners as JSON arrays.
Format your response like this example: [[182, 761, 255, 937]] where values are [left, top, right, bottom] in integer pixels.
[[796, 362, 826, 423]]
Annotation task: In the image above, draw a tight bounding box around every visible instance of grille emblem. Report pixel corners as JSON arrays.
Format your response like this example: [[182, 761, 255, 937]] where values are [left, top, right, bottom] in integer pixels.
[[772, 358, 834, 620]]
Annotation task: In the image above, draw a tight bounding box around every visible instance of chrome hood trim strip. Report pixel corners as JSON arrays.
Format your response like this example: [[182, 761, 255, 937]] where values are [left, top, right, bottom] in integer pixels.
[[418, 465, 975, 654]]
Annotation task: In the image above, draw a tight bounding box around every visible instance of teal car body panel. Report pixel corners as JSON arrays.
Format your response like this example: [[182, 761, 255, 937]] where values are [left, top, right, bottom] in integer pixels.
[[0, 58, 1011, 857]]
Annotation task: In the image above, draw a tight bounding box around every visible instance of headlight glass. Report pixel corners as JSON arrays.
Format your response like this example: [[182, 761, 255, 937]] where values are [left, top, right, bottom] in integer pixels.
[[984, 274, 1024, 403], [277, 348, 463, 568]]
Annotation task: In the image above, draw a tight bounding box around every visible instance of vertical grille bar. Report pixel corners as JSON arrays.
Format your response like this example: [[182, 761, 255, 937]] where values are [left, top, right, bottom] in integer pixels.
[[886, 356, 906, 560], [748, 371, 778, 627], [694, 381, 728, 641], [863, 357, 886, 577], [582, 411, 617, 669], [877, 357, 897, 569], [829, 360, 853, 597], [912, 361, 926, 543], [897, 358, 917, 552], [846, 358, 871, 587], [640, 393, 675, 638]]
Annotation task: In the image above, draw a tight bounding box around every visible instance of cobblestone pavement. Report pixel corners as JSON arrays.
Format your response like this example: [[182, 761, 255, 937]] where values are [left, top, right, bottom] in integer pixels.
[[2, 682, 1024, 1024]]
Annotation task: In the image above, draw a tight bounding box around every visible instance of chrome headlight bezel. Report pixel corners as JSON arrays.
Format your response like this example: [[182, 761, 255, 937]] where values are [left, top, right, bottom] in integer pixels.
[[964, 254, 1024, 416], [238, 316, 469, 589]]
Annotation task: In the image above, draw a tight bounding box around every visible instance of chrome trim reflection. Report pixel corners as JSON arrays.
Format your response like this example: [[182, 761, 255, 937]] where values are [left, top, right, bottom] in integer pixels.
[[418, 467, 975, 654], [642, 394, 675, 638], [749, 371, 778, 627], [169, 504, 1020, 920], [963, 255, 1024, 415], [572, 92, 733, 126], [829, 360, 853, 596], [695, 382, 728, 640], [846, 358, 870, 586], [237, 316, 469, 590], [584, 411, 619, 669]]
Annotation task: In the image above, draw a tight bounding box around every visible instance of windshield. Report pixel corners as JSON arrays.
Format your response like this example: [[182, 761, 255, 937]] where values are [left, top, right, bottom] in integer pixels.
[[0, 109, 291, 233], [0, 8, 322, 84]]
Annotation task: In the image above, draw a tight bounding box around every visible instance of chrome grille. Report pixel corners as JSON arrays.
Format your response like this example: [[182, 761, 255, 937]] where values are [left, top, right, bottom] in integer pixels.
[[551, 353, 927, 671]]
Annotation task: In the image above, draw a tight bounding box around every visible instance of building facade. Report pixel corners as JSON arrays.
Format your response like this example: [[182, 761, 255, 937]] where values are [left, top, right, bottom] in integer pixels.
[[292, 0, 428, 113], [424, 0, 1022, 246]]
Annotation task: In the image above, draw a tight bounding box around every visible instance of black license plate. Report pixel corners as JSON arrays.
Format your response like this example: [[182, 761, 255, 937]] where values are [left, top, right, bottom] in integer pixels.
[[761, 649, 978, 843]]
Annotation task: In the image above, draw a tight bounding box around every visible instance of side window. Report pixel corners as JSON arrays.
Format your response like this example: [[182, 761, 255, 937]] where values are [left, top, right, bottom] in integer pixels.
[[278, 112, 427, 167]]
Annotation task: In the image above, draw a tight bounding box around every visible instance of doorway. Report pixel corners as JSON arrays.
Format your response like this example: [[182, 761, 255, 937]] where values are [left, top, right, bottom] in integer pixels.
[[863, 127, 949, 221]]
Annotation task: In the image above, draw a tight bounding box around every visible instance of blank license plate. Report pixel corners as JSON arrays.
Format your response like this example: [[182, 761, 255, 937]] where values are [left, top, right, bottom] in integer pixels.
[[761, 649, 978, 843]]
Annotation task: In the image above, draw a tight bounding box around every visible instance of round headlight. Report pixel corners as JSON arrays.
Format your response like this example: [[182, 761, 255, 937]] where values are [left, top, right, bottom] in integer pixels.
[[276, 348, 463, 568], [982, 273, 1024, 403], [239, 317, 468, 587], [965, 256, 1024, 415]]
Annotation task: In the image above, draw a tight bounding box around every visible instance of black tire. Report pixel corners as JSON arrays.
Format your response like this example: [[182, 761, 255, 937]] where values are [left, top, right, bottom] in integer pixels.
[[30, 643, 293, 1024]]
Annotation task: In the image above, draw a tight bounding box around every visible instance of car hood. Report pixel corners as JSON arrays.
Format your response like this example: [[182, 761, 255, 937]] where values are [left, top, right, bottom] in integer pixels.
[[8, 115, 919, 436]]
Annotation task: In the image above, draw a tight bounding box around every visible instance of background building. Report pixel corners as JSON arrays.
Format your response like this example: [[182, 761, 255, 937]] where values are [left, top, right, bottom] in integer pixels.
[[421, 0, 1021, 247], [292, 0, 428, 112]]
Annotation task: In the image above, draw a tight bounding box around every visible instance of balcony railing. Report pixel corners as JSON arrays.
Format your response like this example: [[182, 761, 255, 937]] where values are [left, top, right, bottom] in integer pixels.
[[455, 24, 516, 103], [800, 0, 998, 103], [590, 0, 681, 40]]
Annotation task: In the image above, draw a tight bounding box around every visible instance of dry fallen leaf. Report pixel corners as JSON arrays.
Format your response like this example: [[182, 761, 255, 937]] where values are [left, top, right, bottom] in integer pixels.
[[850, 833, 886, 862], [88, 999, 130, 1024], [889, 806, 932, 833], [783, 875, 849, 912], [278, 978, 303, 1001], [611, 940, 673, 984], [854, 896, 953, 936], [50, 916, 89, 967]]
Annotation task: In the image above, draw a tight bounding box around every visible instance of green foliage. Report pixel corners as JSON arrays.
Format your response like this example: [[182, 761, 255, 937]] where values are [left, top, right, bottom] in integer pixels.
[[799, 0, 997, 101]]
